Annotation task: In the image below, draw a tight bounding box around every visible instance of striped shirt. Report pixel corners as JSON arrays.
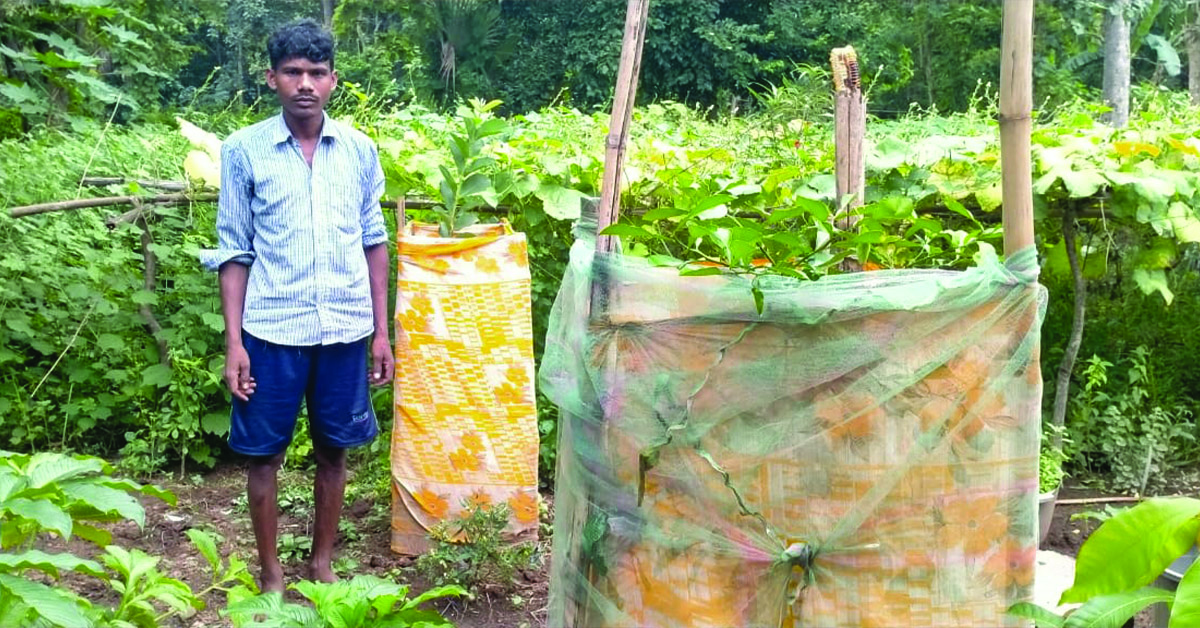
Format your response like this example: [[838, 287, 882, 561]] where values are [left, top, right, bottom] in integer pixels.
[[199, 112, 388, 346]]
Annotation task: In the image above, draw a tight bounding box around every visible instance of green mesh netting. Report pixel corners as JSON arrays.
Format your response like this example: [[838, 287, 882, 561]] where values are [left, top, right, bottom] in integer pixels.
[[538, 211, 1046, 628]]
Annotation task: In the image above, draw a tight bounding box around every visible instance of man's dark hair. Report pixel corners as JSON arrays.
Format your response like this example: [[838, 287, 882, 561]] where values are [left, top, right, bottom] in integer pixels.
[[267, 19, 334, 70]]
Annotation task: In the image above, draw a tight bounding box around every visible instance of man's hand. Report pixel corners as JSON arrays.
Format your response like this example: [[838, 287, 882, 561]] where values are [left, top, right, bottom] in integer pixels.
[[224, 344, 256, 401], [369, 335, 393, 386]]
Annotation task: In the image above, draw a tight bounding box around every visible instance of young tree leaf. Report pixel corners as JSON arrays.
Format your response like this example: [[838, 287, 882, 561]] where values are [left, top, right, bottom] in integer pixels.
[[1063, 587, 1175, 628], [0, 573, 91, 628], [1007, 602, 1066, 627], [1061, 498, 1200, 603]]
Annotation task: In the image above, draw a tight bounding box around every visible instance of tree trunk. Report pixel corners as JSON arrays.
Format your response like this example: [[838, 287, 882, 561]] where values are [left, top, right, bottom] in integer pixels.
[[322, 0, 334, 30], [1102, 0, 1131, 127], [1051, 208, 1087, 450], [1189, 4, 1200, 105]]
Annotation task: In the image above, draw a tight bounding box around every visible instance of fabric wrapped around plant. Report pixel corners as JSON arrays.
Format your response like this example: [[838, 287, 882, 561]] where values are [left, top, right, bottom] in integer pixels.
[[390, 221, 540, 555], [539, 210, 1046, 627]]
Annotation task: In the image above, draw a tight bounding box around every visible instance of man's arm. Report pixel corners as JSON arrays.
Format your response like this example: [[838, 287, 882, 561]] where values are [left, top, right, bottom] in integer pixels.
[[210, 142, 257, 401], [360, 140, 393, 386], [220, 262, 255, 401], [366, 243, 393, 386]]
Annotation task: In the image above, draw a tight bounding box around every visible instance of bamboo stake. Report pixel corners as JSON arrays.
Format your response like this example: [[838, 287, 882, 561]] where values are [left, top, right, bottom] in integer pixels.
[[595, 0, 651, 254], [1000, 0, 1035, 255]]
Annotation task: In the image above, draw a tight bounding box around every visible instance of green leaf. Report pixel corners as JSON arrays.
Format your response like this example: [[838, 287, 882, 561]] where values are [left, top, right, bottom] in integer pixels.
[[0, 550, 104, 579], [97, 333, 125, 351], [599, 224, 655, 239], [401, 584, 468, 610], [868, 136, 911, 171], [679, 267, 724, 277], [99, 479, 176, 506], [1144, 34, 1182, 77], [141, 363, 172, 388], [458, 173, 491, 199], [72, 522, 112, 547], [684, 194, 734, 220], [1061, 498, 1200, 603], [448, 139, 466, 174], [3, 498, 72, 539], [1059, 167, 1108, 199], [534, 184, 586, 220], [0, 573, 92, 628], [27, 452, 103, 488], [202, 412, 230, 437], [943, 196, 979, 224], [1136, 238, 1177, 270], [1132, 268, 1174, 305], [1167, 202, 1200, 243], [1170, 558, 1200, 627], [1063, 587, 1175, 628], [131, 290, 157, 305], [476, 118, 507, 138], [1007, 602, 1066, 627], [59, 481, 146, 527], [186, 529, 221, 574], [511, 173, 539, 199], [642, 207, 686, 221], [201, 312, 225, 333]]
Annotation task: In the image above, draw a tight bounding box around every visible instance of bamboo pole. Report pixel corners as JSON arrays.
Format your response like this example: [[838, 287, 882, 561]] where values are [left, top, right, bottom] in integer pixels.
[[999, 0, 1035, 255], [595, 0, 651, 254]]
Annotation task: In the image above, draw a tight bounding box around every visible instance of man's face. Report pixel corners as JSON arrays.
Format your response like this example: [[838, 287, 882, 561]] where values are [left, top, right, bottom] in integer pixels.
[[266, 57, 336, 120]]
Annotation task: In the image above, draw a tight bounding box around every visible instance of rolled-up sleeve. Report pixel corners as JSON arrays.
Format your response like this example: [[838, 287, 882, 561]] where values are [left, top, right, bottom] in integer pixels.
[[199, 142, 256, 271], [360, 142, 388, 248]]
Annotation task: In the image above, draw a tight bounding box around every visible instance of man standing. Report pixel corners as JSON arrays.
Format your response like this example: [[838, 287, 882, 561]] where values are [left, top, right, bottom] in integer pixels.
[[200, 19, 392, 592]]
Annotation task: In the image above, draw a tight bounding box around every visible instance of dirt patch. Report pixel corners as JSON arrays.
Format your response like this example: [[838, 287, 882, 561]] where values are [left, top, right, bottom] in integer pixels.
[[38, 463, 549, 628]]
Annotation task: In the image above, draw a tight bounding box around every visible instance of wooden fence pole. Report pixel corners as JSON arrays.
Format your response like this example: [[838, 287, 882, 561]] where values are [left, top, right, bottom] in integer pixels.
[[595, 0, 651, 254], [1000, 0, 1035, 254], [832, 45, 865, 229]]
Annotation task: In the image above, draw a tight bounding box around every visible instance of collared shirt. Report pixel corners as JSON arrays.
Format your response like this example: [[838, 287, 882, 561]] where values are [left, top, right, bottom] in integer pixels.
[[199, 112, 388, 346]]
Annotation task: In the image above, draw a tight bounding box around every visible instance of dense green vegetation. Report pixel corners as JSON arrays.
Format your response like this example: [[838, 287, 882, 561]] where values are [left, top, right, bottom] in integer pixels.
[[4, 0, 1200, 129], [5, 84, 1200, 496], [5, 1, 1200, 625]]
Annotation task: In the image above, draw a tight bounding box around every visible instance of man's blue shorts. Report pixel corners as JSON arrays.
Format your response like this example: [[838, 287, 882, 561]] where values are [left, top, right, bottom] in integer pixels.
[[229, 331, 378, 457]]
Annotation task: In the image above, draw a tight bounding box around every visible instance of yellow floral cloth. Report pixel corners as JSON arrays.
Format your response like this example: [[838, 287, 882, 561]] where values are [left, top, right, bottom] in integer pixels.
[[390, 221, 539, 555]]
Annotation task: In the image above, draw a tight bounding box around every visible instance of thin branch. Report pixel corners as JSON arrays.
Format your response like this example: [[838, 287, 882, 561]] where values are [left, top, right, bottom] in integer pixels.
[[81, 177, 189, 192], [1051, 203, 1087, 450], [10, 193, 217, 218], [135, 201, 169, 367], [30, 301, 97, 400]]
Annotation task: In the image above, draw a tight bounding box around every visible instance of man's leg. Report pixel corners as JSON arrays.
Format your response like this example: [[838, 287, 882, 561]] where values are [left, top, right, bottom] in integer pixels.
[[309, 444, 347, 582], [248, 452, 287, 593]]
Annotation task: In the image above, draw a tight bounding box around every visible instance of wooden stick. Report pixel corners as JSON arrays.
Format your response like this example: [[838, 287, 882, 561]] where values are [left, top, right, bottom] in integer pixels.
[[832, 45, 866, 225], [1054, 496, 1146, 506], [595, 0, 651, 254], [81, 177, 189, 192], [10, 195, 502, 219], [133, 200, 169, 368], [10, 193, 217, 218], [999, 0, 1035, 254]]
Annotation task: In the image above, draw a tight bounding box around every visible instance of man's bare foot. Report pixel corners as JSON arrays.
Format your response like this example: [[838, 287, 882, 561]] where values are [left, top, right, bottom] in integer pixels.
[[307, 562, 338, 584], [260, 562, 285, 594]]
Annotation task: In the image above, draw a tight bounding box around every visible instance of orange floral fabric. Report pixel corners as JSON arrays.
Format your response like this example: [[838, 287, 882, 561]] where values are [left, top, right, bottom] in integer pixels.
[[390, 222, 539, 555], [545, 262, 1044, 627]]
